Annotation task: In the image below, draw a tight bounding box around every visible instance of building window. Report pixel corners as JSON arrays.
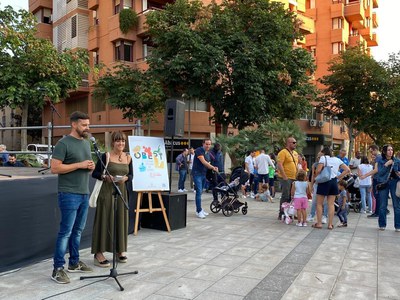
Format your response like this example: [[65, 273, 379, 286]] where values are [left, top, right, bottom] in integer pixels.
[[309, 46, 316, 57], [34, 8, 52, 24], [306, 0, 316, 9], [114, 40, 133, 62], [115, 0, 121, 14], [332, 17, 343, 29], [124, 0, 133, 9], [92, 51, 99, 65], [92, 97, 106, 113], [184, 99, 209, 112], [300, 107, 317, 120], [93, 9, 99, 25], [365, 17, 371, 28], [332, 42, 343, 54], [71, 15, 77, 38], [142, 43, 153, 60], [66, 96, 89, 116]]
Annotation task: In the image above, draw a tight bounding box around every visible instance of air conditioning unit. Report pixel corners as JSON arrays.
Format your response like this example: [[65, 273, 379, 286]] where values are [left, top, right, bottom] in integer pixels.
[[318, 120, 325, 128], [309, 119, 317, 127]]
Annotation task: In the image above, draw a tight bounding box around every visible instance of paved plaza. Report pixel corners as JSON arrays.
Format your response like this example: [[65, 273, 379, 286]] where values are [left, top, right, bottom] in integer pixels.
[[1, 188, 400, 300]]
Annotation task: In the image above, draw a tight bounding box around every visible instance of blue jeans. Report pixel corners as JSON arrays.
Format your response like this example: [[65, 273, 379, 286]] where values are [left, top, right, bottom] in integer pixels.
[[372, 178, 379, 213], [359, 185, 372, 212], [337, 206, 348, 223], [378, 179, 400, 229], [193, 174, 206, 213], [53, 192, 89, 269], [310, 183, 328, 217], [178, 170, 187, 190], [253, 174, 259, 194]]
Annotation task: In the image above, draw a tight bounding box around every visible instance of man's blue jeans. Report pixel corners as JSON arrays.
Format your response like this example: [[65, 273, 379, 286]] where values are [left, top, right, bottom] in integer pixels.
[[378, 179, 400, 229], [178, 170, 187, 190], [53, 192, 89, 269], [193, 174, 206, 213]]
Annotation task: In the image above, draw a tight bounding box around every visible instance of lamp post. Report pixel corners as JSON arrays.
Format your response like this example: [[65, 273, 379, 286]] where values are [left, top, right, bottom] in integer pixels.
[[331, 116, 338, 148]]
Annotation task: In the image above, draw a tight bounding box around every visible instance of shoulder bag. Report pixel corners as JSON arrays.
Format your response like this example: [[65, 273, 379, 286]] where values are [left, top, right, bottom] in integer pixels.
[[376, 162, 394, 191], [89, 152, 110, 208], [315, 156, 332, 184]]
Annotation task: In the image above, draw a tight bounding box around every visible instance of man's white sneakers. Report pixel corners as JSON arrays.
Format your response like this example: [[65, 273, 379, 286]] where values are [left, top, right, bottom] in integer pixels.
[[196, 211, 206, 219]]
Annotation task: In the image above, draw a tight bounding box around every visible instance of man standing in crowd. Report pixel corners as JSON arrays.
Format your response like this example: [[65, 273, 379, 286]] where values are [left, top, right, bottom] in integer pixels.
[[192, 139, 218, 219], [2, 154, 25, 167], [245, 150, 256, 197], [337, 148, 349, 173], [176, 148, 189, 192], [50, 111, 95, 284], [277, 137, 298, 219], [187, 147, 195, 191], [254, 149, 275, 193], [349, 151, 361, 174]]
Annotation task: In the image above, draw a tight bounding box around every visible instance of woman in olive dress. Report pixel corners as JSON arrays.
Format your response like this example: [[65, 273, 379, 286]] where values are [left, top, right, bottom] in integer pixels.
[[91, 131, 132, 267]]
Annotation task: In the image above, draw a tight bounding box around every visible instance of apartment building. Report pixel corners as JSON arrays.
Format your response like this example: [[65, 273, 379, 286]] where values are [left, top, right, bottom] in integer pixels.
[[29, 0, 378, 162]]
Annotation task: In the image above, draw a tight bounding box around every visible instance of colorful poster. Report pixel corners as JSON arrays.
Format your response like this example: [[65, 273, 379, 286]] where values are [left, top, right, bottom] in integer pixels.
[[128, 136, 169, 191]]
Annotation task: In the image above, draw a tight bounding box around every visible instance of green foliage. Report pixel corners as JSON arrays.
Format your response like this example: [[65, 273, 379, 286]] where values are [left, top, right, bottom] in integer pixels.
[[17, 154, 42, 167], [119, 8, 138, 34], [0, 6, 90, 149], [216, 119, 306, 168], [93, 64, 165, 121], [146, 0, 316, 130]]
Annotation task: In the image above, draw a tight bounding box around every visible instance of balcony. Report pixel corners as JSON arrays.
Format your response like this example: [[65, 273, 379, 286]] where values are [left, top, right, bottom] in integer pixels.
[[297, 14, 315, 34], [344, 1, 365, 25], [331, 1, 344, 19], [305, 7, 316, 20], [348, 34, 365, 47], [88, 0, 99, 10], [36, 23, 53, 41], [137, 9, 160, 36], [359, 26, 372, 41], [372, 13, 378, 28], [372, 0, 379, 8], [29, 0, 52, 13], [88, 25, 99, 51], [108, 13, 137, 42], [331, 28, 348, 44], [305, 32, 316, 47], [367, 33, 378, 47]]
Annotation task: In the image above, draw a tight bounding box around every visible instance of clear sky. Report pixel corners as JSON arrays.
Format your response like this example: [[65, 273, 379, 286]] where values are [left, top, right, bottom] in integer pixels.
[[1, 0, 399, 62]]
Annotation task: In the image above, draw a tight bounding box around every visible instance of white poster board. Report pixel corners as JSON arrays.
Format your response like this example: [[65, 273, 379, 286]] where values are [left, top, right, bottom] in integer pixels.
[[128, 136, 169, 191]]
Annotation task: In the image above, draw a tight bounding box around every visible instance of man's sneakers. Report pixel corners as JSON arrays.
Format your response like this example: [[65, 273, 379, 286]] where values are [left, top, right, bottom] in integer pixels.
[[196, 209, 209, 219], [51, 268, 70, 284], [306, 214, 314, 222], [322, 216, 327, 224], [67, 261, 93, 273], [178, 189, 184, 193]]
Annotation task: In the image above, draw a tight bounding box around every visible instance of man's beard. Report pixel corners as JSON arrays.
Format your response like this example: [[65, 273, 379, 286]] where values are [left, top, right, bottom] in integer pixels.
[[77, 129, 89, 138]]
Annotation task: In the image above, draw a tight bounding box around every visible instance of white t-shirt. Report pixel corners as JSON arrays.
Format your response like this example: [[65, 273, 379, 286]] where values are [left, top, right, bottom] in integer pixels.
[[188, 154, 194, 170], [293, 181, 308, 198], [245, 155, 255, 174], [255, 153, 275, 175], [358, 163, 373, 186], [319, 155, 344, 179]]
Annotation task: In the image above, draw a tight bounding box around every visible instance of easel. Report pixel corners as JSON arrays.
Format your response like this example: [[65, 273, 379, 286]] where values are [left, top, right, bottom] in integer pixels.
[[134, 191, 171, 235]]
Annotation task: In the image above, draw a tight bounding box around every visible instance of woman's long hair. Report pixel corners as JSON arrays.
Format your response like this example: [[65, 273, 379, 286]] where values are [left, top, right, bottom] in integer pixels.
[[321, 146, 332, 157], [381, 144, 394, 160]]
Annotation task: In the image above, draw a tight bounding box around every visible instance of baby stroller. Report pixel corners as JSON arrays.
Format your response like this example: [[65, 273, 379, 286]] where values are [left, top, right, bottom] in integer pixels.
[[337, 174, 361, 213], [281, 202, 295, 225], [210, 166, 249, 217]]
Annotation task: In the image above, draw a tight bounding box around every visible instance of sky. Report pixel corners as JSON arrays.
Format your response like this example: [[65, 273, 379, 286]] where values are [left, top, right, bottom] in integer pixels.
[[0, 0, 399, 61]]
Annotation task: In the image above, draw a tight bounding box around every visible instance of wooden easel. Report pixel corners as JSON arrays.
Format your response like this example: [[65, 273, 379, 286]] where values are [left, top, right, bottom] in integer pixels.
[[134, 191, 171, 235]]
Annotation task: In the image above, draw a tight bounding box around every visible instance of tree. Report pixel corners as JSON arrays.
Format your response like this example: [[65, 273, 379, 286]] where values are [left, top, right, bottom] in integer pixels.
[[0, 6, 89, 149], [146, 0, 316, 132], [216, 119, 306, 168], [318, 46, 390, 158], [93, 64, 165, 122]]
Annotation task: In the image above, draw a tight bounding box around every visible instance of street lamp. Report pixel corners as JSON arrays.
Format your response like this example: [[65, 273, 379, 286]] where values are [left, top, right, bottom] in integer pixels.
[[331, 116, 338, 148]]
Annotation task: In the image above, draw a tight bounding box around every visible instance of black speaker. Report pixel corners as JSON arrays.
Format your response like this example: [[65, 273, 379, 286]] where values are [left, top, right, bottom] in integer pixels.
[[164, 99, 185, 137], [141, 193, 187, 231]]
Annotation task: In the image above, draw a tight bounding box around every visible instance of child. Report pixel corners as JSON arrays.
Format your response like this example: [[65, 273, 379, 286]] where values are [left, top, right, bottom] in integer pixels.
[[291, 169, 310, 227], [337, 180, 348, 227], [255, 183, 274, 203]]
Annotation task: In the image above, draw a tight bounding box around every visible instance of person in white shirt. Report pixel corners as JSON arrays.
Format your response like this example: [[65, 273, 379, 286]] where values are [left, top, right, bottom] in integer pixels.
[[245, 150, 256, 197], [349, 151, 361, 174], [313, 146, 350, 230], [358, 156, 373, 213], [254, 149, 275, 192], [187, 147, 195, 191]]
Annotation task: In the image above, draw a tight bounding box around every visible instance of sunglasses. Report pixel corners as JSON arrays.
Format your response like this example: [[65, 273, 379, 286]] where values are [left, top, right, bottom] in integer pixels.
[[292, 141, 297, 144]]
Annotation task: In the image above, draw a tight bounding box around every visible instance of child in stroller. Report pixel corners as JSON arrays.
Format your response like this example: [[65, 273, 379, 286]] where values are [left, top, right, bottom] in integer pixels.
[[210, 166, 249, 217], [340, 174, 361, 213]]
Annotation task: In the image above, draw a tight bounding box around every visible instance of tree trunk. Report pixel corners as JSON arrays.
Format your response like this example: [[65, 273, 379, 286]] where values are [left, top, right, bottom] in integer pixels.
[[347, 124, 354, 161], [20, 102, 29, 150]]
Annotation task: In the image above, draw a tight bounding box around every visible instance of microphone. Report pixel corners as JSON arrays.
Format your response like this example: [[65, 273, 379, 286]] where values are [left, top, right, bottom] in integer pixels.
[[89, 136, 99, 152]]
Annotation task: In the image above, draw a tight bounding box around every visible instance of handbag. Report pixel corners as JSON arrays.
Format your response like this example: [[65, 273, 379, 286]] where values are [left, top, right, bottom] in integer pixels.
[[315, 156, 332, 184], [376, 162, 394, 191], [89, 152, 110, 208]]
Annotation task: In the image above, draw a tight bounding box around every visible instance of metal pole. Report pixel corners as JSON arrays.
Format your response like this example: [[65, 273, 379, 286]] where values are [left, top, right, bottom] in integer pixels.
[[331, 118, 334, 148], [47, 121, 52, 167], [188, 98, 191, 148]]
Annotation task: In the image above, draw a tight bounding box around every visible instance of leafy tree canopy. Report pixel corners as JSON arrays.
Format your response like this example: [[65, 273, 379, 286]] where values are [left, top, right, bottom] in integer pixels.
[[93, 64, 165, 121], [0, 6, 90, 149], [146, 0, 316, 130]]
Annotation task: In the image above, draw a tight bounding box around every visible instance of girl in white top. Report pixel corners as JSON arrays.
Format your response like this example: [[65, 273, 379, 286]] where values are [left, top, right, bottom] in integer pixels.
[[358, 156, 373, 213], [291, 170, 311, 227]]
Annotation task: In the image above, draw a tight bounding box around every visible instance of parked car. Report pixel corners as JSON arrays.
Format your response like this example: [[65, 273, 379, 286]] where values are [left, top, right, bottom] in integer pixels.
[[27, 144, 52, 166]]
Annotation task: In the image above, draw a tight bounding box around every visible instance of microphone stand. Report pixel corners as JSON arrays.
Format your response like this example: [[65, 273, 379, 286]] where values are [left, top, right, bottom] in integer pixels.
[[80, 144, 138, 291]]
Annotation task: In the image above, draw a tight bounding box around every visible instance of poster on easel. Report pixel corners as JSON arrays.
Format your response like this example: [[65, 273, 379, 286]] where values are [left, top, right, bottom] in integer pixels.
[[128, 136, 169, 191]]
